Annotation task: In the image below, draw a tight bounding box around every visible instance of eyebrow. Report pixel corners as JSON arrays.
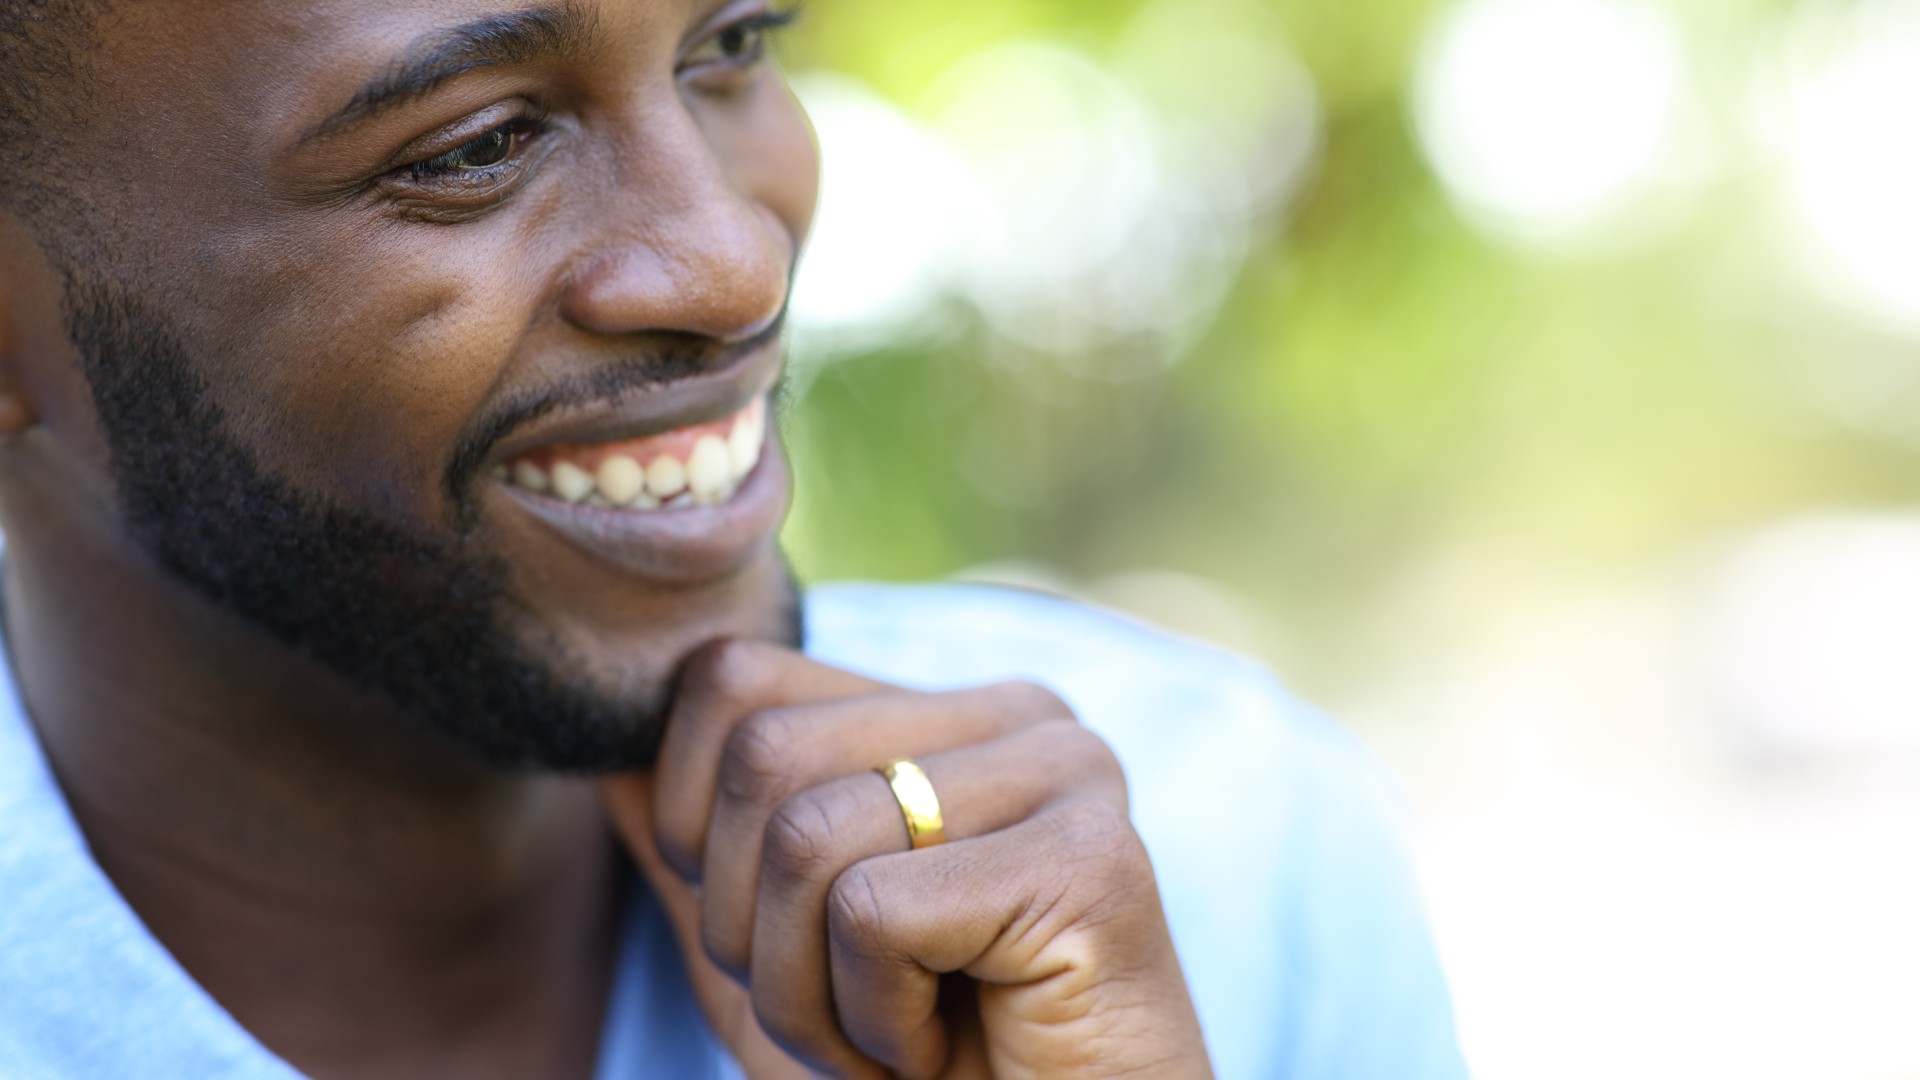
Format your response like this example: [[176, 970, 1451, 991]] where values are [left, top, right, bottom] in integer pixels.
[[305, 2, 602, 144]]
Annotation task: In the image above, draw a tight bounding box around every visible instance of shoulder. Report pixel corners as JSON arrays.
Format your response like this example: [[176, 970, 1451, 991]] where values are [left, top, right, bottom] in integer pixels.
[[806, 580, 1397, 806], [805, 582, 1469, 1080], [805, 580, 1405, 854], [808, 579, 1316, 721], [0, 670, 302, 1079]]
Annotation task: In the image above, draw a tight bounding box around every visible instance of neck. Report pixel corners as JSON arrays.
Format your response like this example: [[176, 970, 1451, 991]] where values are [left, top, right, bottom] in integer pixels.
[[0, 448, 622, 1080]]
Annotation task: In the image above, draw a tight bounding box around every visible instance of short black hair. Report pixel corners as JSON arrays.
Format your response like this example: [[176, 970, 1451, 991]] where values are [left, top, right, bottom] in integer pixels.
[[1, 0, 96, 219]]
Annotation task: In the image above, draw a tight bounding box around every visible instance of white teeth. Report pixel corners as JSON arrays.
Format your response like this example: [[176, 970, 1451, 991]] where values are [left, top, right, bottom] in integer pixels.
[[728, 401, 765, 482], [551, 461, 595, 504], [687, 435, 732, 504], [512, 461, 550, 494], [506, 396, 767, 510], [645, 455, 687, 500], [597, 455, 646, 506]]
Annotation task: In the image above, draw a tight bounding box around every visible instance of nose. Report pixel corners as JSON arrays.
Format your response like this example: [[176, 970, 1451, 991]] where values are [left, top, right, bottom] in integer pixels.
[[560, 107, 795, 345]]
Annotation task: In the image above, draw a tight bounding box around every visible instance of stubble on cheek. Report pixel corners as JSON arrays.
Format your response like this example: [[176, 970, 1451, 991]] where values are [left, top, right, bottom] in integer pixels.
[[57, 265, 801, 772]]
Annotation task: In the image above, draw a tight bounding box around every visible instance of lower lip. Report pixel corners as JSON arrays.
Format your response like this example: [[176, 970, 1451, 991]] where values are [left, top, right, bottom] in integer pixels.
[[496, 438, 790, 585]]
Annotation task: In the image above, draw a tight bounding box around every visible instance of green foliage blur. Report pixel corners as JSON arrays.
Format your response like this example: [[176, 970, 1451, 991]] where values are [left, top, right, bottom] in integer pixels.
[[773, 0, 1920, 700]]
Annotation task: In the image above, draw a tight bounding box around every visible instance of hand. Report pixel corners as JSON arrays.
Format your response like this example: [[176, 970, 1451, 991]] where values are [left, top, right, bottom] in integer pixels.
[[598, 640, 1213, 1080]]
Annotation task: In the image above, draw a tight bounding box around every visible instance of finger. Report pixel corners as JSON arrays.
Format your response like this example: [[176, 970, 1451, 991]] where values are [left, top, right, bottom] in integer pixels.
[[597, 774, 739, 1041], [747, 721, 1126, 1079], [699, 682, 1072, 978], [652, 639, 888, 879], [598, 773, 820, 1080], [825, 799, 1203, 1080]]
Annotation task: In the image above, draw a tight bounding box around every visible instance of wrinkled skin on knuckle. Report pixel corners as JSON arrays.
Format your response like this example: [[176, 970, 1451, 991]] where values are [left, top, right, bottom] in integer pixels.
[[977, 806, 1193, 1079], [967, 801, 1155, 978], [761, 788, 856, 890], [825, 864, 891, 961], [718, 709, 804, 807], [1059, 799, 1154, 892], [1018, 799, 1160, 962]]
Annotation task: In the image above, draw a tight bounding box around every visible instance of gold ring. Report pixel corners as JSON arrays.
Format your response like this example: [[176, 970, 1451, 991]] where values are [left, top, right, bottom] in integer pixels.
[[876, 758, 946, 849]]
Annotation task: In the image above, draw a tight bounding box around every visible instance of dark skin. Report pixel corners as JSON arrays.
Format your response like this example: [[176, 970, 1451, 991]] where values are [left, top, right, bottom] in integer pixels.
[[0, 1, 1212, 1077]]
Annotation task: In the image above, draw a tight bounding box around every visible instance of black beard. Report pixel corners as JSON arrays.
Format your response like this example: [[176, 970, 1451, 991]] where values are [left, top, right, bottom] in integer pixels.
[[60, 271, 801, 772]]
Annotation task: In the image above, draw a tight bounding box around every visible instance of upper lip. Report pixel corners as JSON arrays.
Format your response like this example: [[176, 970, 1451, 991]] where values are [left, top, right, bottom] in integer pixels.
[[482, 338, 781, 468]]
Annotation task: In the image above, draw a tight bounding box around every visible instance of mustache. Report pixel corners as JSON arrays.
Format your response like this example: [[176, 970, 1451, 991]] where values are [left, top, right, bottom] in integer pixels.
[[442, 310, 788, 513]]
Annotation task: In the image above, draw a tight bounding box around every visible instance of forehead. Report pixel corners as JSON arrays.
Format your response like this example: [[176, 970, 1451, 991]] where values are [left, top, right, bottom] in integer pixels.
[[88, 0, 693, 142]]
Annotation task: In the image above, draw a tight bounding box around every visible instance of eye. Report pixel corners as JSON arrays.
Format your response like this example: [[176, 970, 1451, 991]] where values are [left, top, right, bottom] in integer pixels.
[[716, 24, 757, 61], [410, 118, 536, 181], [441, 127, 513, 170], [681, 7, 801, 74]]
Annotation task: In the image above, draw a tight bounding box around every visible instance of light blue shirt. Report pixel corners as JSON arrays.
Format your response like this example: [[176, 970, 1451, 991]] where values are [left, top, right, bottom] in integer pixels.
[[0, 582, 1467, 1079]]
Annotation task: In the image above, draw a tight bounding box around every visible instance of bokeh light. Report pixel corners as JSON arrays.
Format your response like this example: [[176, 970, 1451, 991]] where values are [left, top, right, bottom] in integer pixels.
[[923, 42, 1179, 357], [1413, 0, 1685, 243], [786, 73, 981, 359], [790, 1, 1320, 367], [1760, 0, 1920, 333], [1702, 515, 1920, 755]]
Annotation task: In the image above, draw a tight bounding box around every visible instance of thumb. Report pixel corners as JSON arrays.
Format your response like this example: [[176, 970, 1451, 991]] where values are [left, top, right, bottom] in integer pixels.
[[598, 772, 816, 1080]]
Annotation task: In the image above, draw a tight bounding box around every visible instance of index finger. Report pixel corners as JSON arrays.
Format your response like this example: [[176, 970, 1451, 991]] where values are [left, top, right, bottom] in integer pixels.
[[650, 638, 889, 880]]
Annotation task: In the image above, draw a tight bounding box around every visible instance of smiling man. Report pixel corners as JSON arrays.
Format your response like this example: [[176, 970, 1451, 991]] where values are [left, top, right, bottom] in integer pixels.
[[0, 2, 1467, 1078]]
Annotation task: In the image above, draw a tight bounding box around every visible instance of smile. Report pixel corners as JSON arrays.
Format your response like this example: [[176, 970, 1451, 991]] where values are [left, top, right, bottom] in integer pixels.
[[487, 369, 790, 585], [494, 396, 767, 512]]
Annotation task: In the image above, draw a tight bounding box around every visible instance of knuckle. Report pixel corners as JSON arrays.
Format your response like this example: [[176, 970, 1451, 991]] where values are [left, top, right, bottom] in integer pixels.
[[762, 789, 853, 886], [1057, 722, 1129, 791], [717, 710, 801, 806], [826, 864, 889, 956], [1021, 721, 1131, 810], [680, 638, 781, 712], [994, 679, 1076, 722], [1054, 797, 1149, 875]]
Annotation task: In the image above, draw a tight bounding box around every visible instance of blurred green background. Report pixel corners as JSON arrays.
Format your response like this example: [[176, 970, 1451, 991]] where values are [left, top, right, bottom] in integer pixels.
[[771, 1, 1920, 1077], [776, 0, 1920, 696]]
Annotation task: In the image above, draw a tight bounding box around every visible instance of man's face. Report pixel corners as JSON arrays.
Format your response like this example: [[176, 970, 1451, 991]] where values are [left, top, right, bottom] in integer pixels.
[[23, 0, 820, 768]]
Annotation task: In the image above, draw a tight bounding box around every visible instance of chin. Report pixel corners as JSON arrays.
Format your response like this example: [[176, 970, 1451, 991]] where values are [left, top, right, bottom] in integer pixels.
[[449, 549, 804, 773]]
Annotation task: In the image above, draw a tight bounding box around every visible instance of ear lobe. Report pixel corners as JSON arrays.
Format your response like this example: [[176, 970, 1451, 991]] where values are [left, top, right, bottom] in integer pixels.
[[0, 375, 38, 438], [0, 212, 47, 439], [0, 306, 43, 440]]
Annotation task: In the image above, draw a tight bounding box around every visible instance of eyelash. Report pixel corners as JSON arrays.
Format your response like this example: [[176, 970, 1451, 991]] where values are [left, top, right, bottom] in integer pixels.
[[683, 6, 803, 73], [389, 6, 802, 203], [407, 113, 546, 184]]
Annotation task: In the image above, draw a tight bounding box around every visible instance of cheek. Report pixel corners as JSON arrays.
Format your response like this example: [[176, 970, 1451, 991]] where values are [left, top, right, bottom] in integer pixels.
[[189, 224, 537, 527]]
